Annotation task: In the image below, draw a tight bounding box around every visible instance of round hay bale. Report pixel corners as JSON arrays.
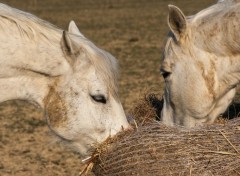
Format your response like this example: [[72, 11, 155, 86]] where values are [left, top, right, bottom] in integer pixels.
[[92, 118, 240, 176]]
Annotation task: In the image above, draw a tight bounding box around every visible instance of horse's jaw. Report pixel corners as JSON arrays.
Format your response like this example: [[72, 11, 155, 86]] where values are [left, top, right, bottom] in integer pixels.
[[46, 125, 96, 158], [161, 87, 236, 129], [46, 116, 130, 159]]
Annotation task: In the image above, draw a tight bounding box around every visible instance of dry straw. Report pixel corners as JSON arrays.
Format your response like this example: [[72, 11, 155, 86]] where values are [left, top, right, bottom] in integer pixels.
[[88, 93, 240, 176]]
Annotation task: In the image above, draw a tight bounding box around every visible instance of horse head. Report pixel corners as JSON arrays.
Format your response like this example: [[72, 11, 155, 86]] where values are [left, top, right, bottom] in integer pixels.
[[161, 2, 240, 128], [44, 21, 130, 158]]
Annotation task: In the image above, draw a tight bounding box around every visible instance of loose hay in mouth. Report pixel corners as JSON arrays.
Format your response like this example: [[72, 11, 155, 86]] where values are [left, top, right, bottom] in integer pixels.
[[90, 93, 240, 176]]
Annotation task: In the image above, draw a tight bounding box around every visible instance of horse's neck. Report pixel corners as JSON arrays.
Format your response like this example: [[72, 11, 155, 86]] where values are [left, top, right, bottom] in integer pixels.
[[192, 2, 240, 83], [192, 2, 240, 55], [0, 76, 50, 107], [0, 23, 69, 108], [190, 8, 240, 96], [217, 54, 240, 80]]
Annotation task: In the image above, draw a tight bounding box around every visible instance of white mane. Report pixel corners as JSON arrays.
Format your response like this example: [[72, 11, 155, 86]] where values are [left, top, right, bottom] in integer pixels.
[[191, 3, 222, 23], [190, 0, 240, 23], [0, 3, 61, 43]]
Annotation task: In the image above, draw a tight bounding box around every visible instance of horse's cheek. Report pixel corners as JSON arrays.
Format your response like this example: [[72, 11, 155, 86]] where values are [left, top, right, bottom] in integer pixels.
[[44, 88, 68, 128]]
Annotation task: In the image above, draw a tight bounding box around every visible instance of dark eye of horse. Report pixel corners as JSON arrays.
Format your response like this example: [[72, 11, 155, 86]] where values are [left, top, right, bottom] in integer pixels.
[[91, 95, 107, 104], [160, 69, 171, 79], [162, 72, 171, 79]]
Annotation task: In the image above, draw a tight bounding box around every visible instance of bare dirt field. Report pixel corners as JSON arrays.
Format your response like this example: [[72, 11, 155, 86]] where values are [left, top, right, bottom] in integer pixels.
[[1, 0, 237, 175]]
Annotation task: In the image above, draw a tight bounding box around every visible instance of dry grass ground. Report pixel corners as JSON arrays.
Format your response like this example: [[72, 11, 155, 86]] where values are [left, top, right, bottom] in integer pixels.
[[1, 0, 236, 175]]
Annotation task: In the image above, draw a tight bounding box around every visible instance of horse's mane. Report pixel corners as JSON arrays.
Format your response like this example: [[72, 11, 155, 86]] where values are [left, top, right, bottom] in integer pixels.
[[190, 0, 237, 23], [0, 3, 119, 97], [187, 0, 240, 56], [0, 3, 62, 43]]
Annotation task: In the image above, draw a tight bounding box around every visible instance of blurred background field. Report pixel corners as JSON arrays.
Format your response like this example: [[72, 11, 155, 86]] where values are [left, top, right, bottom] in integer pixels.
[[0, 0, 217, 175]]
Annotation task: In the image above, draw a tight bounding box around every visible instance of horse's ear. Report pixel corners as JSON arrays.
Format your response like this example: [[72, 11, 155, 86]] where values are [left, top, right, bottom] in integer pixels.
[[62, 30, 80, 56], [68, 20, 85, 38], [168, 5, 187, 41], [62, 21, 85, 56]]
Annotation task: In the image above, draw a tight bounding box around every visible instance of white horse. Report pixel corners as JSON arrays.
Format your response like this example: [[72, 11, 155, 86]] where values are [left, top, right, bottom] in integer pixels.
[[161, 0, 240, 128], [0, 3, 130, 158]]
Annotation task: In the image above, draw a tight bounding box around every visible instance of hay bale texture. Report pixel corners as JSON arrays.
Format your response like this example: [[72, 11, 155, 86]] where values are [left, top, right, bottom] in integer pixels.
[[92, 94, 240, 176]]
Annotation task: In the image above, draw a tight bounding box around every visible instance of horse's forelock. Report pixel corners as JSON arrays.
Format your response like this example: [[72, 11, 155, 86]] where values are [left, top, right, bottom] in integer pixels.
[[79, 38, 119, 99], [91, 50, 119, 99], [163, 37, 173, 58]]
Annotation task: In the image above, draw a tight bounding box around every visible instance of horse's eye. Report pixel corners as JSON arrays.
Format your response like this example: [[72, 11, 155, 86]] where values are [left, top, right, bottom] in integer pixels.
[[91, 95, 107, 104], [160, 69, 171, 79]]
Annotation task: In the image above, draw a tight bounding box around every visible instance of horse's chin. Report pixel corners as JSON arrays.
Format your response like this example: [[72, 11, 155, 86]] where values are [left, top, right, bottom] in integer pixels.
[[68, 141, 96, 159], [51, 133, 96, 159]]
